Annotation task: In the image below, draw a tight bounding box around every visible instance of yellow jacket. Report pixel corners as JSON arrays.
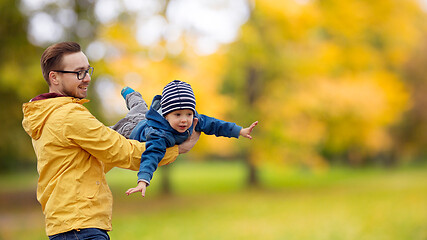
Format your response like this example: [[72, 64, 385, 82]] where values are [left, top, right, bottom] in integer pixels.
[[22, 96, 178, 236]]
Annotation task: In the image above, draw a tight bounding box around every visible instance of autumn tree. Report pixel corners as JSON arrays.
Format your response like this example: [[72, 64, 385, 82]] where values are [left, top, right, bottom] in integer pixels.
[[393, 37, 427, 163], [221, 0, 427, 177], [0, 0, 43, 171], [1, 0, 123, 171]]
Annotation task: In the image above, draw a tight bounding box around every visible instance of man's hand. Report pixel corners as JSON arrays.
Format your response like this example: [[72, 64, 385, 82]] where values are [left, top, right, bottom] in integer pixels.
[[126, 181, 148, 197], [179, 118, 200, 154], [240, 121, 258, 140]]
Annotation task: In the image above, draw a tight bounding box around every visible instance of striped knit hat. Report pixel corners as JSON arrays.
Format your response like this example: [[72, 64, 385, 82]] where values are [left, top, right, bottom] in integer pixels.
[[161, 80, 196, 116]]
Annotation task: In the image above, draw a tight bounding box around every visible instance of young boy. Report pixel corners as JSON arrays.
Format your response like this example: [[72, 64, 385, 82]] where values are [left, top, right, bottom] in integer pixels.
[[113, 80, 258, 196]]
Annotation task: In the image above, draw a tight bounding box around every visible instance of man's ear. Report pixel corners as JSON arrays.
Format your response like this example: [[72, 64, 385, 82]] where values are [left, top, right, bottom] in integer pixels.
[[49, 71, 59, 85]]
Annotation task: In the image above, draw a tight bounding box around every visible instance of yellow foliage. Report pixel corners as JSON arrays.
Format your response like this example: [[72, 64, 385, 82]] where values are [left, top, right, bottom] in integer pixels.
[[256, 71, 409, 162], [93, 0, 427, 166]]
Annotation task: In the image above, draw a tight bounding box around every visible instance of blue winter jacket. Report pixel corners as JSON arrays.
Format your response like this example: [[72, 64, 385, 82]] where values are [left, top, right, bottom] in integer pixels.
[[129, 95, 242, 184]]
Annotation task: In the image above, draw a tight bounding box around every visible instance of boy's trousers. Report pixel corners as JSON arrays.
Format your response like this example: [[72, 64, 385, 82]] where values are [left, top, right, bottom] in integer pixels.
[[110, 91, 148, 139]]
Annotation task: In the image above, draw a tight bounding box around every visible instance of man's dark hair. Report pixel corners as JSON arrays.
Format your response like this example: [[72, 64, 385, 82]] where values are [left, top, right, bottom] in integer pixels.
[[40, 42, 81, 85]]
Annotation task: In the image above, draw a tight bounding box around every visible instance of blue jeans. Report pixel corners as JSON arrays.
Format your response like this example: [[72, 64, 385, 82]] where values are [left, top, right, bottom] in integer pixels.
[[48, 228, 110, 240]]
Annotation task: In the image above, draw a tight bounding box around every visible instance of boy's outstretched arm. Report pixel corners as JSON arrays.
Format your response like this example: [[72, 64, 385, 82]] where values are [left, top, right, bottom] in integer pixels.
[[240, 121, 258, 140]]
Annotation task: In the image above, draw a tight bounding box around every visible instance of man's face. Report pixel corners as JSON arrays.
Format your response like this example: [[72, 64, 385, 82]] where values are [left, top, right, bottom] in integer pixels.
[[52, 51, 91, 99]]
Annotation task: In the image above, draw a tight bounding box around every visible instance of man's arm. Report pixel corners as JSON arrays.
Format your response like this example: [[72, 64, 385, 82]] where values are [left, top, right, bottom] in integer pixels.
[[63, 106, 179, 173], [178, 118, 200, 154], [105, 117, 200, 172]]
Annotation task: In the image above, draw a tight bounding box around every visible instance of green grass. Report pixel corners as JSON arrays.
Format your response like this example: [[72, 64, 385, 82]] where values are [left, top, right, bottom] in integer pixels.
[[107, 161, 427, 240], [1, 160, 427, 239]]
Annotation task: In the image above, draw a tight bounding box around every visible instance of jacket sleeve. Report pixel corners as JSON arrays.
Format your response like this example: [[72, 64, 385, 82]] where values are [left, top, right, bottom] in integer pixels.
[[195, 114, 242, 138], [137, 128, 174, 185], [128, 119, 147, 141], [63, 105, 178, 173]]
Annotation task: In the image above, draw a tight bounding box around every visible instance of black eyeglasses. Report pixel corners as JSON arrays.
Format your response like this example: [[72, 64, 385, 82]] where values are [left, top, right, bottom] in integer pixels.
[[53, 67, 94, 80]]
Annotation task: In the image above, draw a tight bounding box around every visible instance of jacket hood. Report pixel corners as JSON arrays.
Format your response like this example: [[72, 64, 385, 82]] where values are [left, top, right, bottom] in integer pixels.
[[146, 95, 194, 135], [146, 95, 176, 132], [22, 96, 89, 140]]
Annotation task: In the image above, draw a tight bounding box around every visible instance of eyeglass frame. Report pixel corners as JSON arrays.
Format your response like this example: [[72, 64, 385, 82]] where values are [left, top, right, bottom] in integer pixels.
[[52, 67, 94, 80]]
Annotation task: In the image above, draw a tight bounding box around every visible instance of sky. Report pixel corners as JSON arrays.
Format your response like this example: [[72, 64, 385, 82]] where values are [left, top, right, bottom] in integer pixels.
[[19, 0, 427, 54], [19, 0, 251, 56]]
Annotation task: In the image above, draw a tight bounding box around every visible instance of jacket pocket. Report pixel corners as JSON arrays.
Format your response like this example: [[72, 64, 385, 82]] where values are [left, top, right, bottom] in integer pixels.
[[76, 159, 103, 199]]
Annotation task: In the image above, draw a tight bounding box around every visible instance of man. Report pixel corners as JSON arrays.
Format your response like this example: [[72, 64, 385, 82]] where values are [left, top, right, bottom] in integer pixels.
[[22, 42, 199, 239]]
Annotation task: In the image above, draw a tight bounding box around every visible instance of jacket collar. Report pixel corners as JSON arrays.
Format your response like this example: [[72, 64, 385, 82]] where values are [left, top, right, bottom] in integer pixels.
[[30, 93, 66, 102]]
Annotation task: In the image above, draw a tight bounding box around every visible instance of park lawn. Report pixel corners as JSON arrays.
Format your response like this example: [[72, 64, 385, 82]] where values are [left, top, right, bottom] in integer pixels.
[[108, 161, 427, 240], [1, 160, 426, 240]]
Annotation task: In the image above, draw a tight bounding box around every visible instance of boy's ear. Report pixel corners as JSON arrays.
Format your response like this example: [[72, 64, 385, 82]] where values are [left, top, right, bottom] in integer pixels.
[[192, 117, 198, 126]]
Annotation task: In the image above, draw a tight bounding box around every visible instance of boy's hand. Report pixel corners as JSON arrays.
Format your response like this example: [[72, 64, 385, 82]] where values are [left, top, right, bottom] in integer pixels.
[[126, 181, 148, 197], [240, 121, 258, 140]]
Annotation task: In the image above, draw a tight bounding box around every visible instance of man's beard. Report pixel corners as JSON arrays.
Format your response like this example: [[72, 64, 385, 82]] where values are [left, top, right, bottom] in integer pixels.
[[61, 84, 87, 99]]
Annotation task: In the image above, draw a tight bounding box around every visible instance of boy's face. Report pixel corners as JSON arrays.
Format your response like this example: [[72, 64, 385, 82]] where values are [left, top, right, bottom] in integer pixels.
[[165, 109, 194, 133]]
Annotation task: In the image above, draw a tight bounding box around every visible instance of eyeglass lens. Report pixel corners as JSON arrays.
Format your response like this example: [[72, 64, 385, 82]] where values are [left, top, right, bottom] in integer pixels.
[[78, 67, 94, 80]]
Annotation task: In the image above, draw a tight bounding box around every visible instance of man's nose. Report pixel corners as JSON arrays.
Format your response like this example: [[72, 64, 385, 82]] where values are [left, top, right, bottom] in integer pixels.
[[82, 73, 91, 82]]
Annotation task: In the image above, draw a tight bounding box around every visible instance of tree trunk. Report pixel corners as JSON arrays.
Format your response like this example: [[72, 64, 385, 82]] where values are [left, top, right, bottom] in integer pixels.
[[245, 66, 260, 186], [246, 155, 258, 186], [160, 164, 172, 195]]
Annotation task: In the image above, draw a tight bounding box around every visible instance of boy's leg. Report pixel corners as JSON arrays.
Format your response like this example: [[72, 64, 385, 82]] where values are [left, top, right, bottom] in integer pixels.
[[110, 90, 149, 139]]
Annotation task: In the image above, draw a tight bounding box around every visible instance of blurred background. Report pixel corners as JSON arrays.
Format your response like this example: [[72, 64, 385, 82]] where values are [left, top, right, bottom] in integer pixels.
[[1, 0, 427, 239]]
